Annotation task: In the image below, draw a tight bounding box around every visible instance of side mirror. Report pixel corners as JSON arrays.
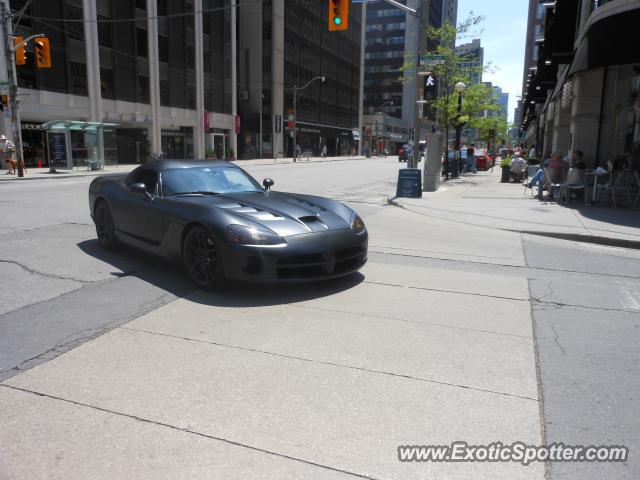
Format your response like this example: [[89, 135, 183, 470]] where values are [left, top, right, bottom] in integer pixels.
[[263, 178, 274, 190], [130, 182, 147, 194]]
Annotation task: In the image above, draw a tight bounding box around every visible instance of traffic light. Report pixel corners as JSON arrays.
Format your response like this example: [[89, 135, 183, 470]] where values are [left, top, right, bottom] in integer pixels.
[[328, 0, 349, 31], [34, 37, 51, 69], [14, 36, 26, 65], [423, 73, 437, 100]]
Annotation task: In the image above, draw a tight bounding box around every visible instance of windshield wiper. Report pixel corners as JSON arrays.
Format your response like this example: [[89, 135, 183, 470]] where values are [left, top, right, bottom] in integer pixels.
[[171, 191, 221, 196]]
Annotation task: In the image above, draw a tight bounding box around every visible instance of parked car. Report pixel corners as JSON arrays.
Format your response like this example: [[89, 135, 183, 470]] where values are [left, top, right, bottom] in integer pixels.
[[89, 160, 368, 289], [474, 148, 493, 171]]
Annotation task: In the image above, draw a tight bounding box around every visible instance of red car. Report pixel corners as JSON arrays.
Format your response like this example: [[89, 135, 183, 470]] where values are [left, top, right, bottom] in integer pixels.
[[474, 148, 494, 171]]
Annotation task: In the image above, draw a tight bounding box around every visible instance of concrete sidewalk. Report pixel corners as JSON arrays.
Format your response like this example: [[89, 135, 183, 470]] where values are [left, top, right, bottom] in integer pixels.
[[0, 174, 544, 478], [394, 168, 640, 248], [0, 155, 367, 182]]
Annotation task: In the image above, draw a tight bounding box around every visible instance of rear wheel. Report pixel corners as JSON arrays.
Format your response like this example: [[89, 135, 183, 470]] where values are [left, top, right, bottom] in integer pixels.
[[94, 201, 119, 251], [182, 226, 225, 290]]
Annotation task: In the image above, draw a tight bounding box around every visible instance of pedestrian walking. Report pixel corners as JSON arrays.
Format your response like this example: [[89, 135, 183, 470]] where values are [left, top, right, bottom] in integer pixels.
[[1, 135, 17, 175], [461, 143, 476, 174], [321, 145, 327, 158]]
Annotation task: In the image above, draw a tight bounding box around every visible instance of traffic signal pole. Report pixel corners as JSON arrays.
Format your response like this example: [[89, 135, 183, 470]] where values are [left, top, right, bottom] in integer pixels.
[[0, 2, 43, 177]]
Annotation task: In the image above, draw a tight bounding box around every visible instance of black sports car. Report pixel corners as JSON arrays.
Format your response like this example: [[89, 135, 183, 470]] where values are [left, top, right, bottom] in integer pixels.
[[89, 160, 368, 289]]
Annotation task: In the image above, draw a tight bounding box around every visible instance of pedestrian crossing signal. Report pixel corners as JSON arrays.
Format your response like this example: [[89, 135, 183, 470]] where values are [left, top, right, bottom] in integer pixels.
[[329, 0, 349, 31], [34, 37, 51, 69], [14, 36, 26, 65]]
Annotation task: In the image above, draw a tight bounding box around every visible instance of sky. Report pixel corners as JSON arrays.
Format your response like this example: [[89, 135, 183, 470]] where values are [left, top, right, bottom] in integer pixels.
[[455, 0, 529, 122]]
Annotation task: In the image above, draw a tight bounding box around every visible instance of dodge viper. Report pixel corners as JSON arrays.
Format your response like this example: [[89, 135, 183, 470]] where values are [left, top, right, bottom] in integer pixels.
[[89, 160, 368, 289]]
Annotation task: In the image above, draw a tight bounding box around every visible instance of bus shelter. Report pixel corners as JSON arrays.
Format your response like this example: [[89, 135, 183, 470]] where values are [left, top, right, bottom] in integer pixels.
[[42, 121, 118, 171]]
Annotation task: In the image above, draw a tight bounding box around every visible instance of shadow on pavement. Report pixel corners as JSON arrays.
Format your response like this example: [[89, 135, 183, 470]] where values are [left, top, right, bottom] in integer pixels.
[[78, 239, 365, 307]]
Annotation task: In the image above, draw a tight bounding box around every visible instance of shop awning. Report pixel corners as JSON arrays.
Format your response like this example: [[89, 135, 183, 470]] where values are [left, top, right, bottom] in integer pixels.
[[570, 6, 640, 74], [41, 120, 120, 131]]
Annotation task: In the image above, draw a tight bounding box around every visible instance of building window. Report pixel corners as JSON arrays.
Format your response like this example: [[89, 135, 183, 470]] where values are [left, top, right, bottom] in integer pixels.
[[137, 28, 148, 57], [186, 45, 195, 70], [187, 85, 196, 110], [159, 35, 169, 63], [158, 0, 167, 15], [66, 5, 84, 41], [98, 15, 112, 47], [136, 0, 146, 10], [100, 67, 114, 99], [160, 79, 170, 106], [138, 75, 150, 103], [70, 61, 88, 96]]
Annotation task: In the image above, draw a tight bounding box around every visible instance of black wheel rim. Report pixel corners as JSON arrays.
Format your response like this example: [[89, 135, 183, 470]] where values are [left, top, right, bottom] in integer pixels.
[[185, 230, 219, 285], [95, 204, 115, 247]]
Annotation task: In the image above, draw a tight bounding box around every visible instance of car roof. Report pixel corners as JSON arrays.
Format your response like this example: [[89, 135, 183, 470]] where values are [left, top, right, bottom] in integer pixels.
[[142, 159, 237, 172]]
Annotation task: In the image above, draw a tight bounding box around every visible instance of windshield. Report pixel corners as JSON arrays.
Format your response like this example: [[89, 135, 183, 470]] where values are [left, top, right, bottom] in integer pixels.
[[162, 166, 263, 196]]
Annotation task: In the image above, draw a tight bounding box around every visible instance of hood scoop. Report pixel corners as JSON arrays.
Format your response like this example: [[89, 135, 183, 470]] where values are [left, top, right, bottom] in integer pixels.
[[217, 201, 284, 222], [298, 215, 328, 232]]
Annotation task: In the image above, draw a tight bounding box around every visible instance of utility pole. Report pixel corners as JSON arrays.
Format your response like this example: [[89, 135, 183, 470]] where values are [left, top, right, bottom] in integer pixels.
[[1, 2, 26, 177], [1, 3, 42, 178]]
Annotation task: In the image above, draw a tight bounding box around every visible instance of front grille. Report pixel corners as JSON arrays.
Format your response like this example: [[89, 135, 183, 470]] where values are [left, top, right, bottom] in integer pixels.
[[278, 252, 326, 266], [335, 245, 365, 262], [276, 244, 366, 279]]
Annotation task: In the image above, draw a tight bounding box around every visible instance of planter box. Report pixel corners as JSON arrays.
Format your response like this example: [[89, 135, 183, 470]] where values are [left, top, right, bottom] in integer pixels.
[[500, 166, 511, 183]]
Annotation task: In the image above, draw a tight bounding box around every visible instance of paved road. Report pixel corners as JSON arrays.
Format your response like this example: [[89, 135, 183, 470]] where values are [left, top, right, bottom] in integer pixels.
[[0, 158, 399, 379], [1, 160, 638, 479]]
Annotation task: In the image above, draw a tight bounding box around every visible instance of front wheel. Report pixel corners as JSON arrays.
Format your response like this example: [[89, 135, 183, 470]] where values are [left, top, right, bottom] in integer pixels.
[[182, 226, 225, 290], [94, 201, 120, 251]]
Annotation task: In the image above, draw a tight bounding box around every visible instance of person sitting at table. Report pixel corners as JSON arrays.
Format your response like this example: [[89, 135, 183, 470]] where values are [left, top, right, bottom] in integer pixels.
[[570, 150, 586, 169], [526, 153, 567, 196]]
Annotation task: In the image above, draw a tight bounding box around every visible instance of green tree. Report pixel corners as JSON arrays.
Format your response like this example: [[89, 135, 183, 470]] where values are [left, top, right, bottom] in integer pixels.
[[399, 13, 504, 162]]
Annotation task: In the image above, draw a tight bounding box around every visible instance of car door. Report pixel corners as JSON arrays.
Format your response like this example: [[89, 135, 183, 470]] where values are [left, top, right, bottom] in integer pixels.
[[118, 169, 164, 246]]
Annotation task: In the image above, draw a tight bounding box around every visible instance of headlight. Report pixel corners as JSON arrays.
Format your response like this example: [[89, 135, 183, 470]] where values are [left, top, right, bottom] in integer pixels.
[[226, 224, 286, 246], [350, 213, 366, 234]]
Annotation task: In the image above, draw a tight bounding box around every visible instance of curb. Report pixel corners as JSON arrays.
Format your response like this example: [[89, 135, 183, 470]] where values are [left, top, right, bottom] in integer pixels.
[[514, 230, 640, 251], [0, 156, 369, 183]]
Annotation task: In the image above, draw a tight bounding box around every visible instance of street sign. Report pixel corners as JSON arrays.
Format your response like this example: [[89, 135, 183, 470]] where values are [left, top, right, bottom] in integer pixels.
[[420, 54, 445, 66], [396, 168, 422, 198], [275, 114, 282, 133]]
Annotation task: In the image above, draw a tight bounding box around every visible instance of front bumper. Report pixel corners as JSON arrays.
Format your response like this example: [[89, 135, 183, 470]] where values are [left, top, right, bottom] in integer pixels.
[[220, 228, 368, 282]]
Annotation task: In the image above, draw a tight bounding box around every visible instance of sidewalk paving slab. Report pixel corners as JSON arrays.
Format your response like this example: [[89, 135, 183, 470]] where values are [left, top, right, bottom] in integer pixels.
[[3, 327, 543, 480], [0, 386, 355, 480]]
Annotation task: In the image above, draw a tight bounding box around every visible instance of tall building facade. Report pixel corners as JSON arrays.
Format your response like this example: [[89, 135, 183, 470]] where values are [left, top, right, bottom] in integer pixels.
[[514, 0, 546, 141], [521, 0, 640, 168], [363, 0, 457, 121], [2, 0, 364, 166], [5, 0, 235, 167], [237, 0, 363, 159], [493, 86, 509, 117]]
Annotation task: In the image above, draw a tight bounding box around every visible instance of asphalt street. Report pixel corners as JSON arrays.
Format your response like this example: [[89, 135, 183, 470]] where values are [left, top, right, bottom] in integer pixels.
[[0, 158, 638, 479]]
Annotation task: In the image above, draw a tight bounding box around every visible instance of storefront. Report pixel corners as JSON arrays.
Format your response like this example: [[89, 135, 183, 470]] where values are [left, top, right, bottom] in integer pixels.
[[21, 122, 47, 168], [161, 127, 194, 159], [205, 128, 230, 159], [286, 123, 358, 157]]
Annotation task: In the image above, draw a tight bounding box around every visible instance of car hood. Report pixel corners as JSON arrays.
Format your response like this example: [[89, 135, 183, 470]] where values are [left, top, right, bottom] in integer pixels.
[[176, 191, 352, 236]]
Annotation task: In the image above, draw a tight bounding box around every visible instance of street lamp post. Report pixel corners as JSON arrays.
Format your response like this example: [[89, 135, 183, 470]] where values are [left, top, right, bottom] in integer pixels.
[[452, 82, 466, 178], [291, 75, 325, 162]]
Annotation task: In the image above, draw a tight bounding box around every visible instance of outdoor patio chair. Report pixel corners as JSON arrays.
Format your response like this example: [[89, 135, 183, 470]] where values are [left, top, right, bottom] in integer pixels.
[[541, 167, 567, 201], [559, 168, 586, 204], [523, 165, 543, 197]]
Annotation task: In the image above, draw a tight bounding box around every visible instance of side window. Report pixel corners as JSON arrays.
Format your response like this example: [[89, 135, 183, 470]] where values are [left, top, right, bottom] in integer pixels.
[[142, 171, 158, 195], [129, 169, 158, 195]]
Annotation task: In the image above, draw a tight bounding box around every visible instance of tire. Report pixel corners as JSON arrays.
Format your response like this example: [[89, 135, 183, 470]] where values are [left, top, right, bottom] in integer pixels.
[[94, 201, 120, 251], [182, 226, 225, 290]]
